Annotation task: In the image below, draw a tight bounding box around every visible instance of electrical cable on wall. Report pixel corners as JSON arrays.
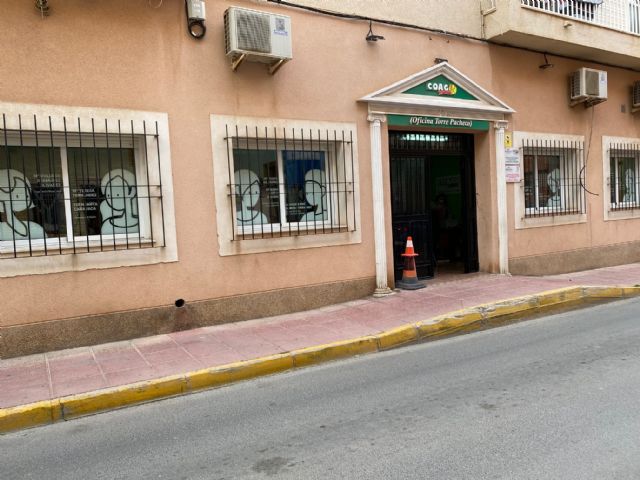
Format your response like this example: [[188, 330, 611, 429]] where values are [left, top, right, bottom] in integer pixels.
[[265, 0, 640, 73], [580, 107, 600, 197]]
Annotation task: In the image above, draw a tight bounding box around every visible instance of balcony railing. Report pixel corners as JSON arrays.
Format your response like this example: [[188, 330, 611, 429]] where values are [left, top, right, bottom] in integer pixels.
[[521, 0, 640, 35]]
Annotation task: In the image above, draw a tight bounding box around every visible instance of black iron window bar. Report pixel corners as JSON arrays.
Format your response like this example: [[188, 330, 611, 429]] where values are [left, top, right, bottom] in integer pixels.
[[522, 138, 585, 218], [0, 114, 165, 259], [225, 125, 356, 240], [609, 142, 640, 211]]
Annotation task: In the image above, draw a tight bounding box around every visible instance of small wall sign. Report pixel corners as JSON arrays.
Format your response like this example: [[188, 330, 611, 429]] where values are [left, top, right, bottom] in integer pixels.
[[505, 148, 521, 183], [387, 114, 489, 131]]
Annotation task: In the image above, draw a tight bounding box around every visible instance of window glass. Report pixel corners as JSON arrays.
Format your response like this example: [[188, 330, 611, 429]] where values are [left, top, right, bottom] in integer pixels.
[[0, 146, 65, 241], [523, 154, 561, 209], [283, 150, 326, 222], [536, 155, 561, 208], [610, 157, 617, 205], [233, 149, 279, 226], [67, 147, 138, 236], [617, 157, 636, 203], [523, 154, 536, 209]]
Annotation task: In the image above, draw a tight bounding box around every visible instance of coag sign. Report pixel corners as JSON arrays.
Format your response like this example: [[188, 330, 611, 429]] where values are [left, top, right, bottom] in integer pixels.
[[426, 82, 458, 95]]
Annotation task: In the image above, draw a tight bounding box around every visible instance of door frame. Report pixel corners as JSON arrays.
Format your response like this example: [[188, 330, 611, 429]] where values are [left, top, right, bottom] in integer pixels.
[[360, 62, 514, 294], [389, 130, 478, 279]]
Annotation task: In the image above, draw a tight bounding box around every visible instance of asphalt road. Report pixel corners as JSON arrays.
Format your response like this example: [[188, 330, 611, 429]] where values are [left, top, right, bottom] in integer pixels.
[[3, 297, 640, 480]]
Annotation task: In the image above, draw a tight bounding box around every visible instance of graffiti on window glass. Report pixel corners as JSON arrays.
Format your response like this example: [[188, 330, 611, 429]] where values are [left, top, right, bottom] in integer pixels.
[[100, 169, 139, 234], [234, 169, 270, 226], [283, 151, 326, 222], [546, 167, 561, 208], [232, 149, 279, 226], [0, 169, 46, 240], [619, 159, 637, 203], [299, 169, 327, 222]]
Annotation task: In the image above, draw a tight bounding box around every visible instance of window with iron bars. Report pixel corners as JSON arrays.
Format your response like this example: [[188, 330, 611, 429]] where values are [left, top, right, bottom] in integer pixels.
[[225, 125, 356, 240], [609, 143, 640, 210], [522, 138, 585, 218], [0, 114, 165, 258]]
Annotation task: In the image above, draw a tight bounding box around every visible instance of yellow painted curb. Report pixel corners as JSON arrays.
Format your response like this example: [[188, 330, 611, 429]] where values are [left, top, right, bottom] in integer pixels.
[[187, 354, 293, 391], [416, 310, 483, 337], [583, 286, 624, 298], [61, 375, 188, 420], [292, 337, 378, 368], [537, 286, 584, 307], [621, 286, 640, 297], [0, 400, 60, 433], [375, 325, 419, 350], [482, 295, 539, 319], [2, 282, 639, 435]]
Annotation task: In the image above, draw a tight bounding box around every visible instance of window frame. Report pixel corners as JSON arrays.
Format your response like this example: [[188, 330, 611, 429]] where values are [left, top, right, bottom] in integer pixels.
[[211, 115, 361, 257], [609, 153, 639, 208], [514, 131, 587, 230], [0, 132, 153, 253], [522, 147, 580, 217], [603, 136, 640, 222], [230, 140, 348, 237], [0, 102, 177, 277]]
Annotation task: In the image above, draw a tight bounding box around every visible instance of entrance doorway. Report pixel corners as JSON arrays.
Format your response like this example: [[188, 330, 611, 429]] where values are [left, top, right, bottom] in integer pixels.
[[389, 131, 478, 280]]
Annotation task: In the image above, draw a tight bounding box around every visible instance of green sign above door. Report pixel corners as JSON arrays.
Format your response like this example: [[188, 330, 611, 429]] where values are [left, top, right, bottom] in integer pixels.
[[387, 114, 489, 131], [402, 74, 477, 100]]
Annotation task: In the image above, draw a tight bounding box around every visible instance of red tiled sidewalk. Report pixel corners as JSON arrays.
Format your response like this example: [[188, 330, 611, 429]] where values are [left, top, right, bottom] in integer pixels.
[[2, 263, 640, 409]]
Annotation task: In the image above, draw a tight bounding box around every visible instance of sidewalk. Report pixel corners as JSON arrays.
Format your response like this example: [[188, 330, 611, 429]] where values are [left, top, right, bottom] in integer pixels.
[[2, 263, 640, 414]]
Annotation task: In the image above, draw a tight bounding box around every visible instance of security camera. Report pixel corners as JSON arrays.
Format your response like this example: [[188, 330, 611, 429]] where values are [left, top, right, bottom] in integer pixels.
[[186, 0, 206, 39]]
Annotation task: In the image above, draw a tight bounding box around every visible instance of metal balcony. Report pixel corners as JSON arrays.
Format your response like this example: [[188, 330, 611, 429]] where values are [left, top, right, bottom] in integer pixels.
[[483, 0, 640, 68], [521, 0, 640, 36]]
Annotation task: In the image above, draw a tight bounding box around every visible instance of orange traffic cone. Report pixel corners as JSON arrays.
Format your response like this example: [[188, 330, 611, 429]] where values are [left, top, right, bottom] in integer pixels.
[[396, 236, 426, 290]]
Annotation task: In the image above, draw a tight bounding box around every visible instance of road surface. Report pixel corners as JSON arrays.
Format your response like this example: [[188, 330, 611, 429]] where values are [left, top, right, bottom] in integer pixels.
[[2, 297, 640, 479]]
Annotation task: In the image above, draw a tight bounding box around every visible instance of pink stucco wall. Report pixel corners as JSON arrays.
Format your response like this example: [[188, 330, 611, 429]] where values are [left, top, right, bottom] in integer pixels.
[[1, 0, 638, 329]]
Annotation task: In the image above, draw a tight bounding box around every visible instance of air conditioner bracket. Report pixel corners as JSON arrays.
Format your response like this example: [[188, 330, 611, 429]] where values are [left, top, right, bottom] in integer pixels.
[[231, 53, 247, 72], [269, 59, 288, 75]]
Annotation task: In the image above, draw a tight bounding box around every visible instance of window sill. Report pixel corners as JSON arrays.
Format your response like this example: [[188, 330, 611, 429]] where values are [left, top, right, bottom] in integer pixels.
[[0, 238, 157, 259], [221, 228, 361, 256], [516, 212, 587, 229], [235, 226, 350, 240], [0, 239, 175, 277], [605, 207, 640, 222]]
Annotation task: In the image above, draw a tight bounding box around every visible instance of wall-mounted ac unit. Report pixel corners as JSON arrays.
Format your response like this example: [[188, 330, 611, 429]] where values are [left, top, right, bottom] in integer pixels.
[[224, 6, 292, 74], [632, 81, 640, 113], [570, 68, 607, 107]]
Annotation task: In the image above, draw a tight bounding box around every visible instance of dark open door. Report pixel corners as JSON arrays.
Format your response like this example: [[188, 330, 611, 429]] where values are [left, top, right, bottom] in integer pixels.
[[390, 154, 434, 279], [389, 132, 478, 280]]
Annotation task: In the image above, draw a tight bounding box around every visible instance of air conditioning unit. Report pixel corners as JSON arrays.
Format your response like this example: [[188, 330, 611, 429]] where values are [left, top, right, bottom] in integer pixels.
[[224, 6, 292, 74], [632, 81, 640, 112], [570, 68, 607, 107]]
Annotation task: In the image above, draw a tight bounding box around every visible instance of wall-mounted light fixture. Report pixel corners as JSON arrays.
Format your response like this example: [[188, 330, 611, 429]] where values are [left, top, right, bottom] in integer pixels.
[[366, 21, 385, 42], [35, 0, 50, 18], [185, 0, 206, 39], [539, 53, 554, 70]]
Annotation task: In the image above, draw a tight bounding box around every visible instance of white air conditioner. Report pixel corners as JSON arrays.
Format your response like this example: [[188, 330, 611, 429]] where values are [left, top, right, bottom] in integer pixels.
[[570, 68, 607, 106], [632, 81, 640, 112], [224, 6, 292, 74]]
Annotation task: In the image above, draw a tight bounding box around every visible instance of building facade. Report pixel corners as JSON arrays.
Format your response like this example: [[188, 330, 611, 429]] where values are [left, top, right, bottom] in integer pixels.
[[1, 0, 639, 357]]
